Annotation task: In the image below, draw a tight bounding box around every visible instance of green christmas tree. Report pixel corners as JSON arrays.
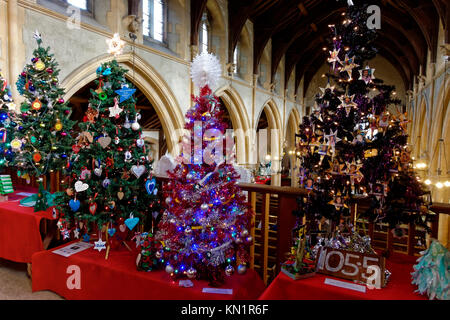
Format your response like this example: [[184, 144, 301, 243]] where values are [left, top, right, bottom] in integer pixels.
[[56, 59, 160, 244], [0, 72, 18, 169], [13, 32, 76, 211]]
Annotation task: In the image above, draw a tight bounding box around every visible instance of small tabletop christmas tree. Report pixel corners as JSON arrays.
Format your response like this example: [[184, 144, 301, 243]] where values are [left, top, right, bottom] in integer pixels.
[[0, 72, 18, 169], [151, 52, 254, 287], [411, 240, 449, 300], [56, 58, 160, 252], [13, 31, 75, 211]]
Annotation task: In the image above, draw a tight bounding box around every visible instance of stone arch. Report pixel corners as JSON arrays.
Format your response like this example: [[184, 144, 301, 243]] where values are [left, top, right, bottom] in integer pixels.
[[256, 99, 283, 182], [429, 81, 450, 173], [205, 0, 227, 65], [61, 53, 185, 156], [215, 85, 251, 165], [417, 97, 429, 160], [284, 108, 301, 186]]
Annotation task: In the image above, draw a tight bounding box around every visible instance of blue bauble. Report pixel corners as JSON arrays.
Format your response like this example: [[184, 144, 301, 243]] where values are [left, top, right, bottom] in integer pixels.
[[29, 85, 35, 92]]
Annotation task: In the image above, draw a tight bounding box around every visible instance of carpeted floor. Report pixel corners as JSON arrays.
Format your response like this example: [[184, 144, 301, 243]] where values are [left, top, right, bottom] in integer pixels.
[[0, 258, 62, 300]]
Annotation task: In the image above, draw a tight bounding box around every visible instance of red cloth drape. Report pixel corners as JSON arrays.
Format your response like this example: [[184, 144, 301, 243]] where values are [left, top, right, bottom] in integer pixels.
[[32, 241, 266, 300], [0, 188, 55, 263], [259, 253, 426, 300]]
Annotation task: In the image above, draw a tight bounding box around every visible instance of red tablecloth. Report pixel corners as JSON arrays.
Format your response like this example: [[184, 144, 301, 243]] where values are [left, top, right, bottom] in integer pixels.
[[259, 253, 426, 300], [32, 241, 266, 300], [0, 187, 56, 263]]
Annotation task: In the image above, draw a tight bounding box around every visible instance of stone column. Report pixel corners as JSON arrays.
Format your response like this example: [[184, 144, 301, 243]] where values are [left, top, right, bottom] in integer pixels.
[[8, 0, 21, 104]]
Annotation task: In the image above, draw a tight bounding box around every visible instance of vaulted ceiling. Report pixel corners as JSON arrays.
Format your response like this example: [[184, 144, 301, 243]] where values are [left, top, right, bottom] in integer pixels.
[[190, 0, 448, 93]]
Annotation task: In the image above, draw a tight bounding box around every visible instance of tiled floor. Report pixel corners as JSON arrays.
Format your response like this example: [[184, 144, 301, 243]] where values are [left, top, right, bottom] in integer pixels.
[[0, 258, 62, 300]]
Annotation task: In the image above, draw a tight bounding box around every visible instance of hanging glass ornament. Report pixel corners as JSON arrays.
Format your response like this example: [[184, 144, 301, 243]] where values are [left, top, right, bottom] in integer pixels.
[[136, 138, 144, 148], [33, 152, 42, 163], [186, 268, 197, 279], [131, 121, 140, 131], [54, 119, 63, 131], [124, 116, 131, 129], [34, 59, 46, 71], [31, 98, 42, 111], [225, 265, 234, 276]]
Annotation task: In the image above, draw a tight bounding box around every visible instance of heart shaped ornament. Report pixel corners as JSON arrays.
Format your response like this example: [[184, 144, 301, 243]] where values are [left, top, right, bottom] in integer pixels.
[[119, 224, 127, 233], [145, 178, 156, 195], [108, 228, 116, 237], [94, 167, 102, 176], [136, 138, 145, 148], [69, 199, 80, 212], [152, 211, 160, 219], [117, 191, 124, 200], [131, 165, 146, 178], [98, 136, 112, 148], [89, 202, 97, 215], [125, 216, 140, 230], [74, 181, 89, 192]]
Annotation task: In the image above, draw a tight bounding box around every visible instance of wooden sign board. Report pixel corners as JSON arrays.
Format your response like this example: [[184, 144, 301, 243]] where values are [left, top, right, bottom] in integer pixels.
[[315, 247, 386, 288]]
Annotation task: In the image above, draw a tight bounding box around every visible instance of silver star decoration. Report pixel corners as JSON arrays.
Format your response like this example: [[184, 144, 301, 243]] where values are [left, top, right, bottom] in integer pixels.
[[324, 129, 341, 148], [359, 66, 375, 84], [339, 94, 357, 116], [328, 48, 340, 70], [74, 228, 80, 239], [94, 238, 107, 252], [109, 102, 123, 118], [340, 55, 359, 80]]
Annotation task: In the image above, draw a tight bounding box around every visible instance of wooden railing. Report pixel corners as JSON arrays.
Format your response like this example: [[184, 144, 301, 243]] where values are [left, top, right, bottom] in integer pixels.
[[154, 176, 450, 285]]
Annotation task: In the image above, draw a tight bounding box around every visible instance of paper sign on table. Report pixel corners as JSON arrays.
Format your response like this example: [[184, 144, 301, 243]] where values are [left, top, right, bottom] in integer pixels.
[[52, 242, 93, 257]]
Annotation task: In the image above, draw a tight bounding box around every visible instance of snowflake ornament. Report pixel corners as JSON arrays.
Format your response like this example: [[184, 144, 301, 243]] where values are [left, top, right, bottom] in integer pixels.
[[190, 52, 222, 90]]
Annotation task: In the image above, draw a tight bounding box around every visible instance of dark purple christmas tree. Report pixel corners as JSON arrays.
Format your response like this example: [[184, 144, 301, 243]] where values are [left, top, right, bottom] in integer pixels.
[[285, 1, 431, 276]]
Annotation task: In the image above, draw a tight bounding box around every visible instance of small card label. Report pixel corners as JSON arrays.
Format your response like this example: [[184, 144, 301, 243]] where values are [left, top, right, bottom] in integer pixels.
[[324, 278, 366, 293], [202, 288, 233, 295], [179, 280, 194, 288]]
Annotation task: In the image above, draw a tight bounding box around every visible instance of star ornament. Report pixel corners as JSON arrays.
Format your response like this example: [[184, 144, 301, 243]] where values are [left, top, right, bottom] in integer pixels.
[[319, 83, 335, 98], [324, 129, 341, 148], [328, 48, 340, 70], [109, 98, 123, 118], [94, 238, 107, 252], [345, 160, 363, 177], [107, 33, 126, 56], [359, 66, 375, 84], [115, 88, 136, 103], [339, 55, 359, 80], [339, 94, 357, 116]]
